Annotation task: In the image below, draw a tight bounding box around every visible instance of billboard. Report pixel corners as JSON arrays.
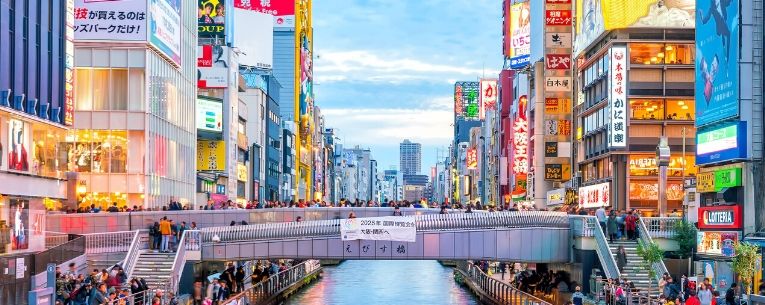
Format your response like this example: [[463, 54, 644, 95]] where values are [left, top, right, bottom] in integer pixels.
[[197, 140, 226, 171], [466, 148, 478, 170], [73, 0, 148, 41], [149, 0, 182, 66], [197, 45, 230, 88], [198, 0, 226, 37], [7, 119, 29, 172], [608, 46, 627, 148], [695, 0, 739, 127], [234, 0, 295, 28], [454, 83, 464, 117], [545, 10, 572, 26], [10, 199, 29, 250], [456, 81, 479, 120], [512, 96, 528, 176], [233, 8, 273, 69], [196, 98, 223, 132], [298, 33, 313, 146], [509, 2, 531, 69], [480, 79, 498, 119], [696, 121, 747, 165], [544, 77, 572, 92], [574, 0, 695, 56], [578, 182, 609, 208]]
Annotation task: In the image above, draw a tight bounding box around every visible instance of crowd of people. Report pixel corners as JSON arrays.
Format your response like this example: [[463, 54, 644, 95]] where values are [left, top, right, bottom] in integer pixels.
[[54, 262, 176, 305], [148, 217, 197, 253], [190, 260, 296, 305]]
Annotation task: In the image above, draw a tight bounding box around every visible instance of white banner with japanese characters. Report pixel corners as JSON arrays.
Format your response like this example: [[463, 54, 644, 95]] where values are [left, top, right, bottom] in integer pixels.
[[608, 46, 628, 148], [73, 0, 147, 41], [341, 216, 416, 242]]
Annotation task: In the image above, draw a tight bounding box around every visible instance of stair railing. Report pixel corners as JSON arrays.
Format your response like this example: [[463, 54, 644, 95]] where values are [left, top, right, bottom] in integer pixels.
[[636, 218, 669, 282], [167, 229, 200, 294], [121, 230, 142, 279], [586, 216, 621, 279]]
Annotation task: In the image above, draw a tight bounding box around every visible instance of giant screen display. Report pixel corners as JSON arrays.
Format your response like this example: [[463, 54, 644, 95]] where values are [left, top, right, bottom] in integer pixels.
[[695, 0, 739, 127], [509, 2, 531, 69]]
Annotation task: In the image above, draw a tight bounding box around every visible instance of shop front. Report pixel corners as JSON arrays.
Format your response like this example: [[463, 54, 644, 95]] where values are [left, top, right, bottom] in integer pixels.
[[627, 154, 696, 215], [695, 205, 743, 291]]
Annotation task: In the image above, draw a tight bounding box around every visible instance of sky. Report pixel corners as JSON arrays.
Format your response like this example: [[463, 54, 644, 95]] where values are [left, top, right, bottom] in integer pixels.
[[312, 0, 503, 173]]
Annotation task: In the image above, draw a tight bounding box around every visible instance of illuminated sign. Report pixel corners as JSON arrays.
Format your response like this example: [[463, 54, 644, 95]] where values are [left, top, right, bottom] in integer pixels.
[[198, 0, 226, 38], [457, 81, 480, 120], [578, 182, 609, 208], [628, 155, 696, 176], [149, 0, 182, 66], [697, 231, 740, 257], [466, 148, 478, 170], [236, 163, 248, 181], [545, 10, 572, 26], [544, 164, 570, 181], [608, 45, 627, 148], [196, 98, 223, 132], [628, 182, 684, 201], [454, 83, 463, 117], [509, 2, 531, 69], [197, 140, 226, 171], [698, 205, 742, 230], [64, 0, 75, 125], [73, 0, 148, 41], [512, 96, 528, 175], [546, 188, 566, 206], [544, 120, 572, 136], [235, 0, 295, 28], [545, 54, 572, 70], [545, 77, 572, 92], [714, 168, 742, 190], [696, 122, 747, 165], [697, 172, 715, 193], [480, 79, 498, 119], [545, 98, 571, 115]]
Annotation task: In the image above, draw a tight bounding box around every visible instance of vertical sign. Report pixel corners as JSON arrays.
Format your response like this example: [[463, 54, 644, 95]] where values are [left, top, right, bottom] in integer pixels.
[[479, 79, 498, 120], [509, 1, 531, 69], [454, 82, 463, 117], [64, 0, 75, 125], [608, 46, 627, 148]]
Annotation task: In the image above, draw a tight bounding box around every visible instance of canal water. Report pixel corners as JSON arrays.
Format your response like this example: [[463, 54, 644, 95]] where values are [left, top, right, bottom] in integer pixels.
[[283, 260, 480, 305]]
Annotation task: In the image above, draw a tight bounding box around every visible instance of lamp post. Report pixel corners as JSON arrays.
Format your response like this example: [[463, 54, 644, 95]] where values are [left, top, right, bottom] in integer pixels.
[[479, 136, 487, 206]]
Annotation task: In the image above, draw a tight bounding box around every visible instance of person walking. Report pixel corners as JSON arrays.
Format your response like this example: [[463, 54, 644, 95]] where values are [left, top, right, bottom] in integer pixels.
[[235, 266, 245, 293], [607, 211, 618, 243], [596, 205, 608, 234], [699, 283, 713, 305], [726, 283, 737, 305], [159, 217, 172, 253], [616, 245, 627, 272], [625, 210, 637, 240]]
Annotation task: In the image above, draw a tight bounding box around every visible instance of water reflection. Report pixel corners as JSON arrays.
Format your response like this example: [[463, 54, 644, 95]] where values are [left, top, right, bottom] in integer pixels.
[[284, 260, 480, 305]]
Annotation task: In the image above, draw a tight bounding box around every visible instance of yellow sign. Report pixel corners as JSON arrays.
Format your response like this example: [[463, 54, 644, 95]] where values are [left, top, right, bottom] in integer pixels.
[[236, 163, 248, 181], [197, 140, 225, 171], [697, 172, 715, 193]]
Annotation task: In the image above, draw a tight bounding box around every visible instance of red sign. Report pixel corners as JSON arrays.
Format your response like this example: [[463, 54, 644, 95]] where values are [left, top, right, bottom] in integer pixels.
[[698, 205, 743, 230], [545, 10, 572, 26], [545, 54, 572, 70], [546, 0, 571, 3], [467, 148, 478, 170], [234, 0, 295, 16], [512, 96, 528, 175]]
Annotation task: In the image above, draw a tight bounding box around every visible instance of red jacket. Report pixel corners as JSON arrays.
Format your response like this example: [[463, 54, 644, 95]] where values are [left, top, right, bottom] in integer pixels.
[[625, 215, 637, 230], [686, 296, 701, 305]]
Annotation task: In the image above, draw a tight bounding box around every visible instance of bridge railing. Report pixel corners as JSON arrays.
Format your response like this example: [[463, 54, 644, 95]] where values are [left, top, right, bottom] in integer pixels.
[[84, 230, 137, 254], [641, 217, 680, 239], [45, 231, 71, 249], [636, 218, 669, 282], [456, 261, 551, 305], [200, 211, 570, 243], [221, 260, 322, 305]]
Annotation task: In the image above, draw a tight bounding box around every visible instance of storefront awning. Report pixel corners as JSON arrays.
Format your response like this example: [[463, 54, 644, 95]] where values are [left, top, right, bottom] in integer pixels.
[[743, 237, 765, 247]]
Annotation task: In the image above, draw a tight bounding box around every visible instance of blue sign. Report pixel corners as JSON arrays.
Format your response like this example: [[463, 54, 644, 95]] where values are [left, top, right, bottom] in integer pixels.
[[510, 54, 530, 70], [695, 0, 740, 127], [696, 121, 747, 165]]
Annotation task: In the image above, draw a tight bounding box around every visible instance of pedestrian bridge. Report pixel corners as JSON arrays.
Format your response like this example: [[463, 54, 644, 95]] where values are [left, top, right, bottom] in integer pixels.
[[194, 212, 571, 262]]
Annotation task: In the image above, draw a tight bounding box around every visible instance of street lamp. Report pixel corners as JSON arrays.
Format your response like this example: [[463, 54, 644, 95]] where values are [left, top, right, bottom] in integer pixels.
[[656, 136, 670, 216], [479, 136, 487, 206]]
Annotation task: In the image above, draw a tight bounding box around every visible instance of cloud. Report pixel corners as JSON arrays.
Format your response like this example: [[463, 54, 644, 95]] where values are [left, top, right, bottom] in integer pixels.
[[315, 50, 499, 84], [322, 106, 453, 147]]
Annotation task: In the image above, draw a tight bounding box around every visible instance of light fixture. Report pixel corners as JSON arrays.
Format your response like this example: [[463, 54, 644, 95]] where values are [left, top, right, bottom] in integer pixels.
[[666, 45, 673, 51], [644, 60, 651, 65], [651, 57, 658, 63], [681, 105, 689, 110], [643, 102, 649, 106], [678, 101, 685, 105], [658, 52, 665, 58]]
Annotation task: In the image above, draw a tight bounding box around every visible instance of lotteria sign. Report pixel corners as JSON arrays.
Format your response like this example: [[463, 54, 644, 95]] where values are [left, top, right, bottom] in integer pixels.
[[696, 121, 747, 165], [698, 205, 742, 230]]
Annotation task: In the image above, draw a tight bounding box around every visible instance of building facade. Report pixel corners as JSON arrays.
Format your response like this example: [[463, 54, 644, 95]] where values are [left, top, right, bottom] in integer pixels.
[[399, 139, 421, 175]]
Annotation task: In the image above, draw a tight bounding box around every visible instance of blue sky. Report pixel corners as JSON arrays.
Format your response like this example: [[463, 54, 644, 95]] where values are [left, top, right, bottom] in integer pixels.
[[313, 0, 503, 172]]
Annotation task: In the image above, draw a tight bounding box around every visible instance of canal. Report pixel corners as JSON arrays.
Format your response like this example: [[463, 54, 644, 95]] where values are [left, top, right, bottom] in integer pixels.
[[283, 260, 480, 305]]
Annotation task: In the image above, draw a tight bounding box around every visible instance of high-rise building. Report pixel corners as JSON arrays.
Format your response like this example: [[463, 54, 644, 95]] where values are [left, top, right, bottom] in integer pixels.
[[71, 0, 197, 209], [399, 139, 421, 175]]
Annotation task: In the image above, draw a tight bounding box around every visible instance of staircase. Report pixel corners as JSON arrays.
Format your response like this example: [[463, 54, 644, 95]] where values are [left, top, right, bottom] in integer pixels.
[[130, 251, 175, 290], [609, 239, 658, 295]]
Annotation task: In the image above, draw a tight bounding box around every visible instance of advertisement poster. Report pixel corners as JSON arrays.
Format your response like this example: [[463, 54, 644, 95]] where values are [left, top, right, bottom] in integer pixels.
[[197, 140, 226, 171], [466, 148, 478, 170], [7, 119, 29, 172], [198, 0, 226, 37], [234, 0, 295, 28], [628, 182, 684, 201], [696, 122, 747, 165], [697, 231, 739, 257], [149, 0, 181, 66], [341, 217, 416, 243], [9, 199, 28, 250], [196, 98, 223, 132], [197, 45, 230, 88], [578, 182, 609, 208], [480, 79, 498, 119], [73, 0, 148, 41], [696, 0, 739, 126], [509, 2, 531, 69], [298, 33, 314, 146]]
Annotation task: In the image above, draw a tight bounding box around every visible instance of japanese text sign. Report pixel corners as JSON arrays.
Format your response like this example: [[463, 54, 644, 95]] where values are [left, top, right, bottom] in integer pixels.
[[341, 217, 416, 243], [546, 54, 572, 70], [545, 10, 572, 26], [608, 46, 627, 148], [467, 148, 478, 170], [545, 77, 572, 92], [74, 0, 147, 41], [545, 32, 572, 49]]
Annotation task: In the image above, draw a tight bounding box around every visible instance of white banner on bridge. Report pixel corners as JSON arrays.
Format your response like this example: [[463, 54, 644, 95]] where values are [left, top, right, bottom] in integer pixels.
[[341, 216, 416, 242]]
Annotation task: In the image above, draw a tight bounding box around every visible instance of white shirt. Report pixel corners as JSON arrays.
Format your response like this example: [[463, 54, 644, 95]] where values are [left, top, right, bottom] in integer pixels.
[[596, 207, 607, 222]]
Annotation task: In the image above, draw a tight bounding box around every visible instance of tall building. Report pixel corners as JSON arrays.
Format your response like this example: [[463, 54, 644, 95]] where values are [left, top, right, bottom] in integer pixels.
[[71, 0, 197, 209], [336, 145, 375, 202], [0, 0, 72, 261], [399, 139, 421, 175]]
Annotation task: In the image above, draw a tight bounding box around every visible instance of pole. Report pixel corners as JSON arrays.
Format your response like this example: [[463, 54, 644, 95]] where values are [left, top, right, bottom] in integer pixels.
[[682, 127, 687, 218]]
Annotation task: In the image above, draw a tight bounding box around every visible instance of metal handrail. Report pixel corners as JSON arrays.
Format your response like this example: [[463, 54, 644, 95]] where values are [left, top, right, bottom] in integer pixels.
[[45, 231, 71, 249], [637, 218, 669, 282], [84, 230, 137, 254], [222, 260, 322, 305], [570, 215, 596, 237], [166, 229, 200, 294], [456, 261, 552, 305], [586, 216, 621, 279], [200, 211, 569, 243], [121, 230, 142, 279], [641, 217, 680, 239]]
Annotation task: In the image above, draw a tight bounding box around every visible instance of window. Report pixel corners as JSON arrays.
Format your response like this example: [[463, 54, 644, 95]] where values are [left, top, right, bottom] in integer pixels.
[[629, 99, 664, 120], [665, 100, 695, 121], [64, 130, 128, 173], [111, 69, 128, 110], [75, 69, 93, 110], [663, 44, 694, 65], [238, 119, 246, 135], [630, 43, 665, 65]]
